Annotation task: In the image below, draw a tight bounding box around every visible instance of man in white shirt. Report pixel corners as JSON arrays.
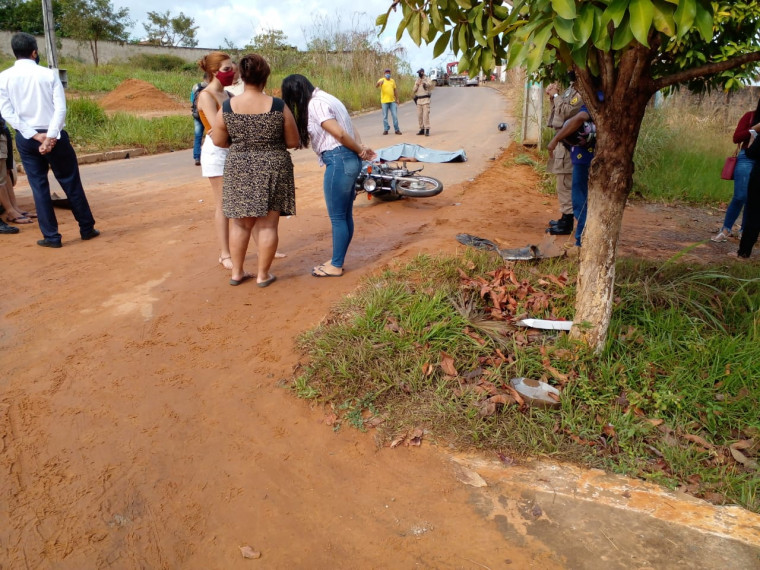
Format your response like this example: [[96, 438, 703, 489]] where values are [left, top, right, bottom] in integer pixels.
[[0, 32, 98, 248]]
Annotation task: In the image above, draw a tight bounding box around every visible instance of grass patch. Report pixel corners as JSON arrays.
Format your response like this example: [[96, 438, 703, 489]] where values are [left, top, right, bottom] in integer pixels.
[[294, 250, 760, 512]]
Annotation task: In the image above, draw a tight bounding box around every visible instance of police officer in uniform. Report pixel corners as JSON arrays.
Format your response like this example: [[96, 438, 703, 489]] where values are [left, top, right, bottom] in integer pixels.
[[545, 72, 583, 235], [413, 68, 433, 136]]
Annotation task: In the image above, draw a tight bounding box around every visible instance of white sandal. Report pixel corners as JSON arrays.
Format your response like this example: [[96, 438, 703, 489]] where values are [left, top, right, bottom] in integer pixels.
[[711, 230, 731, 243]]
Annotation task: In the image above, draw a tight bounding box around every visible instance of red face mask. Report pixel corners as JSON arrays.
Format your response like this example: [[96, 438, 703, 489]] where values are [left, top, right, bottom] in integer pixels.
[[216, 69, 235, 86]]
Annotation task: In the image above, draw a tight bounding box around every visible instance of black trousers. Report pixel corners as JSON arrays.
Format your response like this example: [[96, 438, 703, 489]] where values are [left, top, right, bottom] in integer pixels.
[[15, 130, 95, 242], [738, 166, 760, 257]]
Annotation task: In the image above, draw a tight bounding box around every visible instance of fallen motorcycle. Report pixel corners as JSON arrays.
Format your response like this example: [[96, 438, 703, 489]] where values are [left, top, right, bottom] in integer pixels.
[[355, 161, 443, 201]]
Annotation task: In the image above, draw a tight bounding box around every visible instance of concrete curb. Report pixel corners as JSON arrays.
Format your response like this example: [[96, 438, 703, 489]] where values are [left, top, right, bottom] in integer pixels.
[[77, 148, 147, 165], [451, 453, 760, 546], [13, 148, 149, 177]]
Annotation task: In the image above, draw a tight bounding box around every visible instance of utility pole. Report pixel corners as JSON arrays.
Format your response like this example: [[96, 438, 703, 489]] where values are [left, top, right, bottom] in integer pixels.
[[40, 0, 67, 87], [41, 0, 58, 68]]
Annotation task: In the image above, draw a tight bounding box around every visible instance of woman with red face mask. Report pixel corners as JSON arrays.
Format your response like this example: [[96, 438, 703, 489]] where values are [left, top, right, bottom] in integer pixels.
[[197, 51, 236, 270]]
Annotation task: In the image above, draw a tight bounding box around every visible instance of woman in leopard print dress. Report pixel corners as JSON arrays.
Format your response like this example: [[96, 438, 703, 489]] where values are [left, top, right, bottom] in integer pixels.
[[211, 54, 300, 287]]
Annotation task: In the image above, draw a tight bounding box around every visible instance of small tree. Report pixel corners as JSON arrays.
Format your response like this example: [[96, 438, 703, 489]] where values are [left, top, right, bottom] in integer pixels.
[[60, 0, 130, 66], [381, 0, 760, 351], [142, 10, 198, 48], [0, 0, 65, 36]]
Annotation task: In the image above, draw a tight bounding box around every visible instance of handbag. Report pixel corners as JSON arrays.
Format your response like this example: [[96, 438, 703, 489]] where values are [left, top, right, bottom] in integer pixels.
[[721, 144, 741, 180]]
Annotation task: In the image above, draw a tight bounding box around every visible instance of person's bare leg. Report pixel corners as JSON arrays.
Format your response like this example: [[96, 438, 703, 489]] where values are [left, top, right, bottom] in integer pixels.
[[252, 210, 280, 284], [209, 176, 232, 269], [229, 217, 255, 282], [0, 176, 29, 222]]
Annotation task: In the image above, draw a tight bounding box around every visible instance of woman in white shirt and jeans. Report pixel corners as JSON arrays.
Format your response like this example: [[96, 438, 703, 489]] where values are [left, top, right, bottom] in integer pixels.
[[281, 74, 376, 277]]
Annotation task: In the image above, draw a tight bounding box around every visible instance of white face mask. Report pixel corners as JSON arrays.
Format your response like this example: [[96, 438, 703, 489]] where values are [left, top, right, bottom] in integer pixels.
[[385, 74, 391, 79]]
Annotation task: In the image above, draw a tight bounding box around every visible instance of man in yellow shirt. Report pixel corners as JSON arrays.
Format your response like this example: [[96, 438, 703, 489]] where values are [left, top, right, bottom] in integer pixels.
[[375, 68, 401, 135]]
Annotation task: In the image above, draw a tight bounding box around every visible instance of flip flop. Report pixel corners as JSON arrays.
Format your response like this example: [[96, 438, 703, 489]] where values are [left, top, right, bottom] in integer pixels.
[[21, 211, 38, 219], [312, 264, 343, 277], [6, 215, 33, 225], [229, 273, 254, 286], [257, 274, 277, 288]]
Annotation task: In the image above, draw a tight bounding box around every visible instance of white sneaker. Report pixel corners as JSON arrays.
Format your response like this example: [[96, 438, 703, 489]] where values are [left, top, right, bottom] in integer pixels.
[[711, 230, 731, 242]]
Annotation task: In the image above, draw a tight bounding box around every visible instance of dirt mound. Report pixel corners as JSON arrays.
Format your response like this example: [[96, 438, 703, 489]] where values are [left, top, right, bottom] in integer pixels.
[[99, 78, 185, 113]]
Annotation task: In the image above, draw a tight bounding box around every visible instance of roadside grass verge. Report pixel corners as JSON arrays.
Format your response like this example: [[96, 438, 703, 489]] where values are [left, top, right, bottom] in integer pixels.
[[66, 98, 192, 153], [294, 250, 760, 512]]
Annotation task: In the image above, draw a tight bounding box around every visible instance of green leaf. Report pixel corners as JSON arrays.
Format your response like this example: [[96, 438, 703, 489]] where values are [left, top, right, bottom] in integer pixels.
[[551, 0, 576, 20], [629, 0, 654, 46], [694, 0, 714, 42], [409, 13, 422, 46], [506, 42, 526, 70], [571, 41, 589, 69], [592, 5, 611, 50], [574, 3, 595, 46], [458, 23, 468, 52], [458, 51, 470, 73], [433, 29, 452, 58], [481, 48, 494, 73], [395, 16, 408, 43], [430, 2, 444, 30], [612, 13, 635, 50], [526, 22, 553, 73], [673, 0, 697, 38], [376, 12, 388, 32], [651, 0, 676, 36], [455, 0, 473, 9], [602, 0, 630, 29], [554, 16, 576, 43]]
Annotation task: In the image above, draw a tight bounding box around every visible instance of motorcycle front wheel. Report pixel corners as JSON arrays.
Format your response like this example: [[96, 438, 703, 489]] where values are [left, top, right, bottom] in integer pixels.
[[395, 176, 444, 197]]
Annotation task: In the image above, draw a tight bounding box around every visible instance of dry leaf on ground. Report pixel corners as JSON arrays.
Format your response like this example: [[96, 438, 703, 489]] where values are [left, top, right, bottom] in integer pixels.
[[439, 351, 458, 376]]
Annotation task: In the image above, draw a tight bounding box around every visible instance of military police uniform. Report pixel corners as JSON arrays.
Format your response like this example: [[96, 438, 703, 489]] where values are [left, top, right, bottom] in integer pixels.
[[546, 85, 583, 233]]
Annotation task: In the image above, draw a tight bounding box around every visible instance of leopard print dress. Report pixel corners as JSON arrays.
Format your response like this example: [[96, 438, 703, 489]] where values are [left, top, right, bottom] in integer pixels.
[[221, 97, 295, 218]]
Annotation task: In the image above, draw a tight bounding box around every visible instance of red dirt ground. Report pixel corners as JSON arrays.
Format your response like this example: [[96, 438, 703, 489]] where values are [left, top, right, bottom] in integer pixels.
[[0, 91, 754, 567]]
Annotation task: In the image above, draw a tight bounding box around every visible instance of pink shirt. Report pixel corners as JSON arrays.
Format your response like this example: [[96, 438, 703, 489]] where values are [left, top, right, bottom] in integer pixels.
[[308, 88, 355, 165]]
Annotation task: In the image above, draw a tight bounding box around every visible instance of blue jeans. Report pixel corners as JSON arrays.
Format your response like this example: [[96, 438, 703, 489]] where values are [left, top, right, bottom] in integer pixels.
[[382, 102, 399, 133], [322, 146, 361, 267], [721, 149, 754, 233], [572, 162, 590, 247], [16, 130, 95, 242], [193, 117, 204, 161]]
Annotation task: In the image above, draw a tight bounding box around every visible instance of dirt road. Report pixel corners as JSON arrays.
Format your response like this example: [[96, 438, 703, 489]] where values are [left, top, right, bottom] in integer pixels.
[[1, 86, 754, 569]]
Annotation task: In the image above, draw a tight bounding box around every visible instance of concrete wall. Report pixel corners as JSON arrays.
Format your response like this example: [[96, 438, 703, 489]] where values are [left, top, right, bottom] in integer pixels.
[[0, 31, 209, 64]]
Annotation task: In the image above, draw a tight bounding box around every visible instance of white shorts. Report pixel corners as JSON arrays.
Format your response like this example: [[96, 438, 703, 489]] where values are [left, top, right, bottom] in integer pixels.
[[200, 135, 229, 178]]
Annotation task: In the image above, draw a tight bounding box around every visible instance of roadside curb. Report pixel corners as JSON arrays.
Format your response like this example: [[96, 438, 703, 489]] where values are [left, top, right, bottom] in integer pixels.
[[450, 453, 760, 546], [78, 148, 147, 165]]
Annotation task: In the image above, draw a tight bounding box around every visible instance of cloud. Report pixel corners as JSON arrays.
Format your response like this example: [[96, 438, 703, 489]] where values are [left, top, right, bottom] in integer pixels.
[[123, 1, 448, 73]]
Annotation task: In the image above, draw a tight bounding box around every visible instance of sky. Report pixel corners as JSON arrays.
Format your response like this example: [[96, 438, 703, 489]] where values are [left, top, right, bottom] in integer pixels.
[[123, 0, 452, 75]]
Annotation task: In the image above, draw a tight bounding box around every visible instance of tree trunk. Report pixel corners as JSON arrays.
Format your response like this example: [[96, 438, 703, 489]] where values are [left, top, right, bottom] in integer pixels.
[[89, 40, 98, 67], [570, 93, 650, 352]]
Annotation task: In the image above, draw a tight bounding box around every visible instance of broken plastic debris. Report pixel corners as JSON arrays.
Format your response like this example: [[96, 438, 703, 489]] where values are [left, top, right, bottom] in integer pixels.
[[516, 319, 573, 331], [510, 377, 561, 409], [455, 234, 565, 260]]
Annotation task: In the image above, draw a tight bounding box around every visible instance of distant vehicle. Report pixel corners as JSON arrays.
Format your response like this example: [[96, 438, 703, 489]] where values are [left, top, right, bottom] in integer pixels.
[[429, 67, 447, 86], [446, 61, 468, 87], [465, 75, 480, 87]]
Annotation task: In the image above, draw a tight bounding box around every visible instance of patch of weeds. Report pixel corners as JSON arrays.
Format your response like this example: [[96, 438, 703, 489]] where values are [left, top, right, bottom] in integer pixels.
[[293, 251, 760, 512]]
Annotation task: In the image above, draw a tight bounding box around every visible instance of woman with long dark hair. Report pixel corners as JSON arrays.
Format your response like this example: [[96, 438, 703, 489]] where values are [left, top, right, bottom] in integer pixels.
[[281, 74, 376, 277], [712, 98, 760, 242], [211, 54, 299, 286]]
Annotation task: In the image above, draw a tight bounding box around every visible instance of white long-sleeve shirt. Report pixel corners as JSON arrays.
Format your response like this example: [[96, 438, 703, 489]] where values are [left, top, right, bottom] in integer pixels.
[[0, 59, 66, 140]]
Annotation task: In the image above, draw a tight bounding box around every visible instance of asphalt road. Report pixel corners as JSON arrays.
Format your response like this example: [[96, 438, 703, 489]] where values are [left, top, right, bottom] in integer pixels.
[[16, 84, 512, 196]]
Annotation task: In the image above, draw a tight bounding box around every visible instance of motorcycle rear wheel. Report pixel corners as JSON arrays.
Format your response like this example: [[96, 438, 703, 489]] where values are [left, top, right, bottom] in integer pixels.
[[395, 176, 443, 197]]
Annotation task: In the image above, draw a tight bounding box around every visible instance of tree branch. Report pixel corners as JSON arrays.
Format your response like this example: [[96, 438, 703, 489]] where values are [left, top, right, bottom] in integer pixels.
[[654, 51, 760, 91]]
